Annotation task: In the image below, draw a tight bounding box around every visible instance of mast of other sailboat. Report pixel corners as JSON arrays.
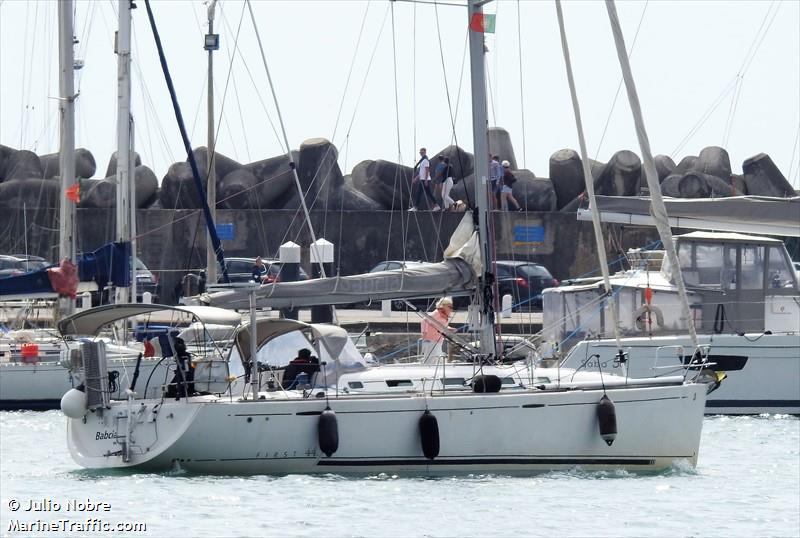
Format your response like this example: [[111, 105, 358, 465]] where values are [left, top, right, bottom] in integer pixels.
[[115, 0, 134, 306], [467, 0, 497, 357], [205, 0, 219, 285], [58, 0, 76, 314], [114, 0, 140, 308]]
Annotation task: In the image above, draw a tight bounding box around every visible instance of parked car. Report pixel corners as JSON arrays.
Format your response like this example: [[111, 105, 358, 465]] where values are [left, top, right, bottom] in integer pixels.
[[216, 257, 309, 284], [365, 260, 452, 311], [0, 255, 51, 278], [92, 258, 159, 305], [494, 260, 559, 311], [134, 258, 159, 302]]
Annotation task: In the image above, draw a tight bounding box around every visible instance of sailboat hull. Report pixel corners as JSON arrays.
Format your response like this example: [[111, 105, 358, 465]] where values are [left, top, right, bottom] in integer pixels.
[[67, 382, 706, 474], [561, 333, 800, 415], [0, 353, 171, 410]]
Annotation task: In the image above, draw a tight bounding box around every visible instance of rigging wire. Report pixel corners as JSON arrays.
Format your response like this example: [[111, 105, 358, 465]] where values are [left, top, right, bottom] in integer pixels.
[[593, 0, 648, 161], [331, 2, 371, 146], [216, 13, 283, 150], [211, 1, 248, 165], [670, 78, 738, 158], [389, 1, 412, 270], [18, 0, 31, 148], [722, 1, 781, 147], [674, 0, 781, 157], [787, 122, 800, 185], [516, 0, 526, 169]]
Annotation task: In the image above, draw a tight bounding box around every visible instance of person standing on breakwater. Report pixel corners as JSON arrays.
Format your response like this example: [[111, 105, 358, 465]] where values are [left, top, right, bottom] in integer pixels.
[[409, 147, 439, 212], [420, 297, 454, 363], [489, 154, 504, 209], [441, 157, 455, 211], [500, 160, 522, 211], [252, 256, 268, 283], [433, 155, 446, 208]]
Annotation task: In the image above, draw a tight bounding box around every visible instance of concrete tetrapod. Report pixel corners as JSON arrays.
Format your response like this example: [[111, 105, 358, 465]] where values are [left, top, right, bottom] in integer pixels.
[[3, 150, 43, 181], [80, 165, 158, 208], [40, 148, 97, 180], [488, 127, 518, 171], [742, 153, 795, 197]]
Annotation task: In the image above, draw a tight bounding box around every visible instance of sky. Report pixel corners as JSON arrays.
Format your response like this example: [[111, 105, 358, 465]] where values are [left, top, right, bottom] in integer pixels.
[[1, 0, 798, 187]]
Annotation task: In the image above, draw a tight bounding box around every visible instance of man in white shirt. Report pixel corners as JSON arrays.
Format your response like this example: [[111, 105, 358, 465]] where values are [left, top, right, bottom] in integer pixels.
[[409, 147, 440, 211]]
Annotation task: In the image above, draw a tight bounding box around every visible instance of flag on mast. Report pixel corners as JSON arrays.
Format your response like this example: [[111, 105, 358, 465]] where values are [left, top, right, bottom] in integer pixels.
[[469, 13, 496, 34], [66, 183, 80, 203]]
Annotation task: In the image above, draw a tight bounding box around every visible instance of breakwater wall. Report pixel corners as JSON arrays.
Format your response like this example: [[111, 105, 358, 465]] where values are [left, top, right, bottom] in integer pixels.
[[0, 207, 659, 304]]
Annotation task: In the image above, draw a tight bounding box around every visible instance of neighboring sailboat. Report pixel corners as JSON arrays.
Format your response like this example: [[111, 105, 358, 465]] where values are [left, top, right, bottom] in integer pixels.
[[547, 199, 800, 415], [59, 0, 718, 474], [0, 0, 231, 409], [0, 2, 139, 410]]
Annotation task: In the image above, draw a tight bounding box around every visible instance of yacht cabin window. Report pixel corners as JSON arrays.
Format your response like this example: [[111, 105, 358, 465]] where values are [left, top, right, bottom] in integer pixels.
[[767, 246, 798, 289], [739, 245, 765, 290]]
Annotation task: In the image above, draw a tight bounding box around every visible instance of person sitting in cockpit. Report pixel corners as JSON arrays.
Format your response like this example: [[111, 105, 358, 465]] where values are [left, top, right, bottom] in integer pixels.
[[281, 348, 320, 389]]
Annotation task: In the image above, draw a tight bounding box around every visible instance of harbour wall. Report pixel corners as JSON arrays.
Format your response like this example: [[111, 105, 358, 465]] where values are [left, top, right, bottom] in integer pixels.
[[0, 208, 659, 303]]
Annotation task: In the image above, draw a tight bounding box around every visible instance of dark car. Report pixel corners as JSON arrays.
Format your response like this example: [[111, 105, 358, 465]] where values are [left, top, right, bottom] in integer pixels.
[[494, 260, 558, 311], [365, 260, 447, 311], [134, 258, 159, 302], [217, 257, 309, 284], [89, 258, 158, 305], [0, 255, 51, 278]]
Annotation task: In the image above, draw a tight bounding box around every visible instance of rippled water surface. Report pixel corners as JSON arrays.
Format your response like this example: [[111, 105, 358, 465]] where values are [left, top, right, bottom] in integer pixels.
[[1, 412, 798, 537]]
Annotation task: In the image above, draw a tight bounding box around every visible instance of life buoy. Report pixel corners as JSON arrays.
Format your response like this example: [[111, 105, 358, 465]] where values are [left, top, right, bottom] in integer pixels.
[[634, 304, 664, 331]]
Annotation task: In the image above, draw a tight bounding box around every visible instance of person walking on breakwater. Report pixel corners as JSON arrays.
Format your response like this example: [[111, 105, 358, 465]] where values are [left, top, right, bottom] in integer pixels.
[[441, 157, 455, 211], [500, 160, 522, 211], [409, 147, 439, 212], [420, 297, 454, 363], [252, 256, 268, 283], [490, 154, 503, 209]]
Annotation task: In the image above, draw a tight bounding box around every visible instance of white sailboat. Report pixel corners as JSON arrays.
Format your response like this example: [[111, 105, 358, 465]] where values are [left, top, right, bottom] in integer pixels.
[[59, 0, 718, 474], [0, 0, 240, 409], [0, 2, 139, 409]]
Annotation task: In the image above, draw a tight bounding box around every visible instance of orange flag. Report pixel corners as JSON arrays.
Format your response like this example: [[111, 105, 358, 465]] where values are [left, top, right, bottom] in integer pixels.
[[66, 183, 80, 203]]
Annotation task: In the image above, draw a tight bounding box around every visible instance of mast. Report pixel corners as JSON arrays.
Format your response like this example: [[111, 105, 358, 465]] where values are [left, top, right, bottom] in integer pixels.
[[115, 0, 133, 304], [58, 0, 76, 314], [205, 0, 219, 285], [467, 0, 496, 356], [554, 0, 624, 358], [129, 118, 137, 305], [604, 0, 699, 350]]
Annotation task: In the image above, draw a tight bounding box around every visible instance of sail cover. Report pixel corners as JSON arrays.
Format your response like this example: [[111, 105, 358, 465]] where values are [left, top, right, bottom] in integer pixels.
[[579, 195, 800, 237], [0, 242, 131, 299], [199, 213, 482, 310]]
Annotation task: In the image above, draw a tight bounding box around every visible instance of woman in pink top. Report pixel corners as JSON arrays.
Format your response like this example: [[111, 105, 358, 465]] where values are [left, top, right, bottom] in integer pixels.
[[420, 297, 453, 363]]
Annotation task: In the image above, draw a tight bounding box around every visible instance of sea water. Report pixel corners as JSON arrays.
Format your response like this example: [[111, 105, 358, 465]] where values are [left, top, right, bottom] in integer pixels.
[[0, 412, 797, 538]]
